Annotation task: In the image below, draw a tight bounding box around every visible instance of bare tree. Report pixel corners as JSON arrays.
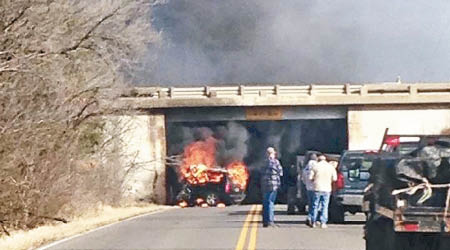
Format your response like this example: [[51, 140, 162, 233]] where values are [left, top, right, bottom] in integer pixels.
[[0, 0, 159, 232]]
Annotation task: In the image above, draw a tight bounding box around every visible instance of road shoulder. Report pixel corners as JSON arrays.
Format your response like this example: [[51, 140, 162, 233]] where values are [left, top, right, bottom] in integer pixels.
[[0, 204, 173, 250]]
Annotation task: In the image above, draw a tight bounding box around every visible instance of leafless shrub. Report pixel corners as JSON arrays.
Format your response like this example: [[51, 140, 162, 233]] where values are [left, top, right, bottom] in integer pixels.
[[0, 0, 159, 233]]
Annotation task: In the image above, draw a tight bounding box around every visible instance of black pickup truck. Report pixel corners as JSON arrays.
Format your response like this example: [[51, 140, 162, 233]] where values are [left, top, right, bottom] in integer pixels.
[[364, 134, 450, 250]]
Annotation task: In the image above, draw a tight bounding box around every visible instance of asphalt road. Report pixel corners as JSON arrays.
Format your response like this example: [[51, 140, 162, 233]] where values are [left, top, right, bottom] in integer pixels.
[[42, 204, 366, 250]]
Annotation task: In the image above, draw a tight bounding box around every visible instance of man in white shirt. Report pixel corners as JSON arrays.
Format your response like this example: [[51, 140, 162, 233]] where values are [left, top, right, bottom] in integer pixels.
[[308, 155, 337, 228]]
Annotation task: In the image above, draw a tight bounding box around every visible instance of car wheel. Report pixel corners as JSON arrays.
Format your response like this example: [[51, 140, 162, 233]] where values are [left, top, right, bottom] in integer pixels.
[[205, 192, 219, 206]]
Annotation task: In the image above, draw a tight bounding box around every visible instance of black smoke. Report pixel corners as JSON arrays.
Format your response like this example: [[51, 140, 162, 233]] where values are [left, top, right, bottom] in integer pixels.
[[137, 0, 450, 85], [166, 120, 347, 203]]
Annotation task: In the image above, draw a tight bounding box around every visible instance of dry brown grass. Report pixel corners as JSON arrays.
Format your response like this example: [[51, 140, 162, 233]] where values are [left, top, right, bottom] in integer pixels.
[[0, 204, 172, 250]]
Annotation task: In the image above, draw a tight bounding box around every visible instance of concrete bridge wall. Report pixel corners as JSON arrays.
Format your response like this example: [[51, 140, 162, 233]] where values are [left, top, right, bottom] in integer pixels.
[[348, 105, 450, 150], [118, 114, 166, 204]]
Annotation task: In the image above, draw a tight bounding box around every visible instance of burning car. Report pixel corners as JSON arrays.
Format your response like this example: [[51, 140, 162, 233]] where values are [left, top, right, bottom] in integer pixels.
[[174, 137, 249, 207], [176, 167, 247, 207]]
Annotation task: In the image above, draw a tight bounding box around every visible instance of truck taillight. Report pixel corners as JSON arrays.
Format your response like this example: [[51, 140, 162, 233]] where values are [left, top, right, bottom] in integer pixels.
[[336, 172, 345, 190], [402, 222, 419, 232], [225, 182, 231, 193], [384, 135, 400, 146]]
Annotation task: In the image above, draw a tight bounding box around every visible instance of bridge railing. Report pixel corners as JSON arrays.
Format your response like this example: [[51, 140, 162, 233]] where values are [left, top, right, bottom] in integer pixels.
[[123, 83, 450, 99]]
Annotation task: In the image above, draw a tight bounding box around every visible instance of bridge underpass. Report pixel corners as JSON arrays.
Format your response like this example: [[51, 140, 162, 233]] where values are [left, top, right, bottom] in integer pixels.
[[111, 83, 450, 204], [164, 106, 348, 204]]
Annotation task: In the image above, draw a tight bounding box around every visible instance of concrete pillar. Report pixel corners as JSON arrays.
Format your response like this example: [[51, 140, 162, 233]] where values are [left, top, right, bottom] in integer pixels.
[[348, 105, 450, 150], [119, 113, 166, 204]]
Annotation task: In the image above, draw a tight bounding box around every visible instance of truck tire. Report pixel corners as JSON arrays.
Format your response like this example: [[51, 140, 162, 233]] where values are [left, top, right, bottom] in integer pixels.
[[328, 200, 345, 224], [365, 218, 396, 250], [438, 236, 450, 250], [395, 233, 440, 250]]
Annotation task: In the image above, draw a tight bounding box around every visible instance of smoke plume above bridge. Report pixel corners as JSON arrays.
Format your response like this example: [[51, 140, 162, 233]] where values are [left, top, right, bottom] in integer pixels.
[[137, 0, 450, 85]]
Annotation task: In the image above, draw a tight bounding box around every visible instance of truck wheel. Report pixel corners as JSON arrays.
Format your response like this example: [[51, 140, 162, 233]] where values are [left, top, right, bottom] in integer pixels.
[[395, 233, 440, 250], [438, 236, 450, 250], [328, 203, 345, 224], [365, 218, 395, 250]]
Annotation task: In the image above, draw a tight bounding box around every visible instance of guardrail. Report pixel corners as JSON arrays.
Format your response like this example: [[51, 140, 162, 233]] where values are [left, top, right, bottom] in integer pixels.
[[114, 83, 450, 108], [122, 83, 450, 99]]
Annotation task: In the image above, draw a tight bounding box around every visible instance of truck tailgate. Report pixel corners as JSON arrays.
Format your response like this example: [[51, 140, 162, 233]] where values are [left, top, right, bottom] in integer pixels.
[[394, 206, 450, 233]]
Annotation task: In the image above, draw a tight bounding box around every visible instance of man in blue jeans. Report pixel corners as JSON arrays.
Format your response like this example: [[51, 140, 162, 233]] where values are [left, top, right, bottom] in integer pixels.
[[308, 155, 337, 228], [302, 153, 318, 226], [261, 147, 283, 228]]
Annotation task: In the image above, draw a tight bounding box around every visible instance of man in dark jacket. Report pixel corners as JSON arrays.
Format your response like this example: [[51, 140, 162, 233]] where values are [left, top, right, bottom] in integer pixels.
[[261, 147, 283, 227]]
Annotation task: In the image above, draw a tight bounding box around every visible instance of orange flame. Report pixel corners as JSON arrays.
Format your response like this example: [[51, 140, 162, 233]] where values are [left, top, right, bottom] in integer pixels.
[[180, 137, 224, 185], [226, 161, 249, 190], [180, 137, 249, 190], [178, 200, 188, 208]]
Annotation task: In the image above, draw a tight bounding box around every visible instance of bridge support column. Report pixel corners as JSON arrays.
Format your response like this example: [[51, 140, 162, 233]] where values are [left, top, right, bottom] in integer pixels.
[[118, 113, 166, 204]]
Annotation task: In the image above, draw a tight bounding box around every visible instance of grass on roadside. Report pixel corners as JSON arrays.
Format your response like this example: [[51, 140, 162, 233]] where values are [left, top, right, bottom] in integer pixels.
[[0, 204, 173, 250]]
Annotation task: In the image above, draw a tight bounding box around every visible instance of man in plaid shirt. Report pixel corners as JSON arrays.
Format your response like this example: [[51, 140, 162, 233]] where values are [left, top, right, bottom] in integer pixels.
[[261, 147, 283, 227]]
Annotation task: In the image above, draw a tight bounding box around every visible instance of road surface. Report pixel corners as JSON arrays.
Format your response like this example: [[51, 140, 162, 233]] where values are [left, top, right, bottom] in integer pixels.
[[42, 204, 365, 250]]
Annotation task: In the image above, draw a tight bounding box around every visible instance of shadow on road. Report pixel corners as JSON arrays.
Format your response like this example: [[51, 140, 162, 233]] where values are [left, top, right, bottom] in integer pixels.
[[274, 220, 307, 225], [227, 210, 306, 216], [340, 220, 365, 225]]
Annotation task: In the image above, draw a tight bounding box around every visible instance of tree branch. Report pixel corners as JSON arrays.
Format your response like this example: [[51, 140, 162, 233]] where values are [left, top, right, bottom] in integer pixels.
[[0, 220, 10, 236], [28, 213, 68, 224], [3, 6, 30, 32], [60, 6, 122, 54]]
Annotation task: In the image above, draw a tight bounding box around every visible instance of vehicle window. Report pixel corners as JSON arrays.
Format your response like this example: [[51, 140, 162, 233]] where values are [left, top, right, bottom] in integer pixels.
[[348, 169, 360, 181], [360, 159, 373, 171], [341, 155, 373, 181], [397, 143, 419, 155], [340, 157, 362, 171]]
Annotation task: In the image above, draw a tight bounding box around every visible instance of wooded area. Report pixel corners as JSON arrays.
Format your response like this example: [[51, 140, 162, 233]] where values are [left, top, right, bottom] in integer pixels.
[[0, 0, 159, 234]]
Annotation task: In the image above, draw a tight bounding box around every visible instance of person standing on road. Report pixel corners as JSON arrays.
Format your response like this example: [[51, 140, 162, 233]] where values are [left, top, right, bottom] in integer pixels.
[[308, 155, 337, 228], [261, 147, 283, 228], [303, 153, 317, 226]]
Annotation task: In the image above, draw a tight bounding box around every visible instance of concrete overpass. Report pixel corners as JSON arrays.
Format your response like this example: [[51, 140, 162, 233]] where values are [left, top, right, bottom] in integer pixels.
[[116, 83, 450, 108], [112, 83, 450, 203]]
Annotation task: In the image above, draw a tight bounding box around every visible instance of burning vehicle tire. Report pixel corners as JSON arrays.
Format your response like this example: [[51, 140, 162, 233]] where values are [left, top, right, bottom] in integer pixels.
[[205, 191, 219, 206], [176, 178, 247, 207]]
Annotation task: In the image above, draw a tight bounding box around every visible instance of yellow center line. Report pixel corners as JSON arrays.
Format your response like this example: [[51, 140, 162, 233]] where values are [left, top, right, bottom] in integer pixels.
[[235, 205, 256, 250], [247, 204, 261, 250]]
